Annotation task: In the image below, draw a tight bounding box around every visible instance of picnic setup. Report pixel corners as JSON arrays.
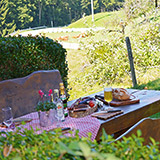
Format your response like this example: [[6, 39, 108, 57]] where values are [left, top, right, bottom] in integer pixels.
[[1, 0, 160, 158], [0, 70, 160, 159]]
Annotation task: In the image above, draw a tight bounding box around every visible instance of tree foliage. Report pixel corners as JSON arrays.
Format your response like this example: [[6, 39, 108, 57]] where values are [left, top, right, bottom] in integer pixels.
[[0, 0, 16, 37], [5, 0, 124, 30], [124, 0, 155, 19]]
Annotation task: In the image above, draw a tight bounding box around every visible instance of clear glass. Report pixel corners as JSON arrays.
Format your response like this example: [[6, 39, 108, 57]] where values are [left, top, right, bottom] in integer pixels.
[[53, 89, 59, 103], [2, 107, 13, 128], [104, 87, 113, 109]]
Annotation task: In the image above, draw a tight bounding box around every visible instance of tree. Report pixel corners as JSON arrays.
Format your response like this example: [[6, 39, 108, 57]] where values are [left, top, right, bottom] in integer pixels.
[[0, 0, 16, 36], [81, 0, 91, 16], [69, 0, 82, 23], [124, 0, 154, 20], [8, 0, 36, 29], [5, 0, 124, 30]]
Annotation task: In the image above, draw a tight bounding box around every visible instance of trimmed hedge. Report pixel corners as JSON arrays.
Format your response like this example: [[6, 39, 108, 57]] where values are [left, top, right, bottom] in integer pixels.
[[0, 35, 68, 88], [0, 128, 159, 159]]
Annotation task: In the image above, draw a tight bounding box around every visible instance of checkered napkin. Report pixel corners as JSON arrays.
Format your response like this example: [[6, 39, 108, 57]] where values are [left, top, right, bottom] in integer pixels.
[[0, 112, 101, 141]]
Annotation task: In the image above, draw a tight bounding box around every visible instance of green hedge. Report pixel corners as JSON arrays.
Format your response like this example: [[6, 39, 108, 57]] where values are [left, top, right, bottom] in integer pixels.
[[0, 35, 68, 88], [0, 128, 159, 159]]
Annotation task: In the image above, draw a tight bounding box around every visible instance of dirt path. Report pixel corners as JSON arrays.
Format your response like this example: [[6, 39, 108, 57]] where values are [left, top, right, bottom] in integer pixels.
[[19, 27, 104, 49]]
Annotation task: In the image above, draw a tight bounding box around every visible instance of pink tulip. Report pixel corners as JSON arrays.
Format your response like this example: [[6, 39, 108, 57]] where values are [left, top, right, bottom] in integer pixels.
[[38, 90, 44, 98], [48, 89, 53, 96]]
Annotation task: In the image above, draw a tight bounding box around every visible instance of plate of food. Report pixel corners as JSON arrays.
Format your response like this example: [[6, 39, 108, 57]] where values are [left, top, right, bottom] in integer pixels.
[[68, 96, 98, 118]]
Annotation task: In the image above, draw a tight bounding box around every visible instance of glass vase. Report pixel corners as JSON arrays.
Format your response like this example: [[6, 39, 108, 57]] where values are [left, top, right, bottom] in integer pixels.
[[38, 109, 56, 127]]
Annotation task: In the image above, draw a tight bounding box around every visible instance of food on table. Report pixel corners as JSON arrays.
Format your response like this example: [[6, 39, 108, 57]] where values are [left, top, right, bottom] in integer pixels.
[[68, 97, 98, 118], [89, 100, 95, 108], [112, 88, 131, 101], [68, 97, 96, 110]]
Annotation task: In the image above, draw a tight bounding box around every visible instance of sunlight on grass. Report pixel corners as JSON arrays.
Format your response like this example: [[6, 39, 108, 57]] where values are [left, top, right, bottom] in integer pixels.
[[67, 9, 126, 28], [66, 48, 133, 101], [44, 9, 160, 105], [66, 47, 160, 101]]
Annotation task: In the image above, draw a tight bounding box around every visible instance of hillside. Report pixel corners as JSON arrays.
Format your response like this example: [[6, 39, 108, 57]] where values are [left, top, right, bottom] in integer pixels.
[[65, 8, 160, 100], [28, 7, 160, 101], [67, 10, 126, 28], [67, 8, 160, 36]]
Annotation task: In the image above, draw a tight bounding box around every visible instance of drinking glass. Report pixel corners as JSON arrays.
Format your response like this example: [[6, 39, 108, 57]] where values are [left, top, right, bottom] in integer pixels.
[[2, 107, 13, 128], [104, 87, 113, 109]]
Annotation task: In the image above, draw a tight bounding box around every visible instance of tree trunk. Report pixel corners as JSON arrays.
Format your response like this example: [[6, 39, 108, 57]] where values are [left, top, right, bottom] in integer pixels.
[[39, 1, 42, 25]]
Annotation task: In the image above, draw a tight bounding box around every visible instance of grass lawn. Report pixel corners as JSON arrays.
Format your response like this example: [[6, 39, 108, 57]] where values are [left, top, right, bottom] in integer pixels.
[[67, 10, 126, 28], [44, 8, 160, 117], [66, 48, 160, 119], [66, 49, 103, 100], [66, 48, 160, 97]]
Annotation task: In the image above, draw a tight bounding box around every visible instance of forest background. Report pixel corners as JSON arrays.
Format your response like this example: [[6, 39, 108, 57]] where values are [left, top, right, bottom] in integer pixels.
[[1, 0, 124, 30]]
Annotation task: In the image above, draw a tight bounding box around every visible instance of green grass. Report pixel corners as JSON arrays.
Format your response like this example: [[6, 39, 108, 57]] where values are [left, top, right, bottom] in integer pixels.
[[67, 48, 160, 100], [134, 78, 160, 90], [67, 10, 126, 28], [45, 9, 160, 118], [66, 49, 100, 100], [66, 47, 160, 119]]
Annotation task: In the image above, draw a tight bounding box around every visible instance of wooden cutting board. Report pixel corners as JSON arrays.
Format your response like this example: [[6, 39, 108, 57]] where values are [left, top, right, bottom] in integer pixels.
[[110, 97, 140, 107], [91, 110, 124, 120], [95, 94, 140, 107]]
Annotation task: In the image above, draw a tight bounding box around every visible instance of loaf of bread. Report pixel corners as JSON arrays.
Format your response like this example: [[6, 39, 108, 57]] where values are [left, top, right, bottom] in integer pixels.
[[112, 88, 131, 101]]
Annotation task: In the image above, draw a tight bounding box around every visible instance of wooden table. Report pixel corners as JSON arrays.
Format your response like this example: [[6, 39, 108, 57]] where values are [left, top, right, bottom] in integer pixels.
[[68, 89, 160, 141]]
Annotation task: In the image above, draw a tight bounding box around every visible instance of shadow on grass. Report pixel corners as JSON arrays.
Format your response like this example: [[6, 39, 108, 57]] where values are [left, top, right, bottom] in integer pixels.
[[95, 14, 111, 22], [131, 78, 160, 90], [131, 78, 160, 118]]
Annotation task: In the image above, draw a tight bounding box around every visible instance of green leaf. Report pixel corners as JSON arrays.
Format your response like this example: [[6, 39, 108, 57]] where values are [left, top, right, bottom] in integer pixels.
[[79, 142, 91, 157], [137, 129, 142, 137], [68, 141, 80, 150], [57, 141, 76, 156], [12, 156, 22, 160]]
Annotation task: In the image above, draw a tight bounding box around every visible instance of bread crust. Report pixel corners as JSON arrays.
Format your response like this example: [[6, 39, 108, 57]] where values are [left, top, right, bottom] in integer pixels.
[[112, 88, 131, 101]]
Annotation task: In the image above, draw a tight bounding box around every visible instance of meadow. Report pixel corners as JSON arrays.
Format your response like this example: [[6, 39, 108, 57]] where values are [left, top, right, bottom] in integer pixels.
[[43, 9, 160, 106]]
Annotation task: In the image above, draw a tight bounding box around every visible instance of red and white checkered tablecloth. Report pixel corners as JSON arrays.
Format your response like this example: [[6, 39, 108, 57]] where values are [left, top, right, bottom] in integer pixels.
[[1, 112, 101, 141]]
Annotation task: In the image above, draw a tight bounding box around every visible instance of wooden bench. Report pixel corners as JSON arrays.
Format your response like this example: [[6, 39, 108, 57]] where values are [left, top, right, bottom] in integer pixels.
[[115, 118, 160, 145], [0, 70, 63, 122]]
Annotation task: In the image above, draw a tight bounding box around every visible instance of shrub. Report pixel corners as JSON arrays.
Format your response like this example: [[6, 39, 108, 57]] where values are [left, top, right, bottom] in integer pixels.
[[132, 23, 160, 72], [0, 34, 68, 88], [0, 128, 159, 159], [79, 22, 160, 88], [124, 0, 154, 20], [80, 34, 130, 88]]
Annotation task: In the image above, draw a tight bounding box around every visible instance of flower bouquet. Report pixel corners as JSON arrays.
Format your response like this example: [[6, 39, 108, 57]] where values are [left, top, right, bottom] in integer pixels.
[[36, 89, 56, 127]]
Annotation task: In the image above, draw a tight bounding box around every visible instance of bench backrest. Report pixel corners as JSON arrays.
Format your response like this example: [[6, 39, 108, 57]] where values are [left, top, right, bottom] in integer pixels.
[[0, 70, 63, 122], [116, 118, 160, 145]]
